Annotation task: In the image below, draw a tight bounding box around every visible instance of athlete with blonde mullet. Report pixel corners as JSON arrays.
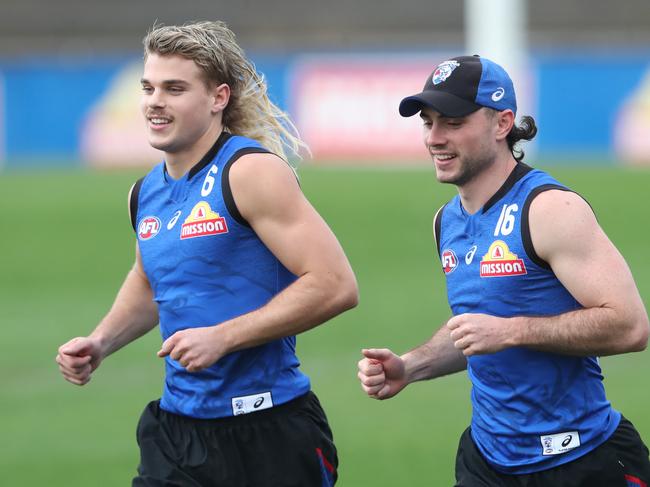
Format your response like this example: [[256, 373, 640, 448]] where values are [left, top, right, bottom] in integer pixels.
[[57, 21, 357, 486], [358, 55, 650, 486]]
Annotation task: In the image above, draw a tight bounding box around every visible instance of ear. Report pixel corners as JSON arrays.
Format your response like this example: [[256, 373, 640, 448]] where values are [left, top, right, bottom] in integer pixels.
[[495, 109, 515, 141], [210, 83, 231, 114]]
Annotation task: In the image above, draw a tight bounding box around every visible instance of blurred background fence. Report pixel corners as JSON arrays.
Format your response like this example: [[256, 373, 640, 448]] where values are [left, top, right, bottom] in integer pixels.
[[1, 0, 650, 169]]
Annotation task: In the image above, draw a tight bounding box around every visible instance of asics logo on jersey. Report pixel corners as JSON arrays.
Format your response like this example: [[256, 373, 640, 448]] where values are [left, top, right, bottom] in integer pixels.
[[491, 87, 505, 102], [465, 245, 477, 265], [167, 210, 182, 230]]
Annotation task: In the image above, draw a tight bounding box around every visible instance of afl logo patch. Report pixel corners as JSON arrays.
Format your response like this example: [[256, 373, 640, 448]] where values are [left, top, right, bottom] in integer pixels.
[[138, 216, 161, 240], [441, 249, 458, 274]]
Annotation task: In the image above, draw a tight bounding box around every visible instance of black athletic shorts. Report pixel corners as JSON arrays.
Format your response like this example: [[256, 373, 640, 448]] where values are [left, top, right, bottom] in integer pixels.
[[455, 416, 650, 487], [132, 391, 338, 487]]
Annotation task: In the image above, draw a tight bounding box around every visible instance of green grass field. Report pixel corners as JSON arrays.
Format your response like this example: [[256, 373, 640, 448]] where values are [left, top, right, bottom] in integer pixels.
[[1, 164, 649, 486]]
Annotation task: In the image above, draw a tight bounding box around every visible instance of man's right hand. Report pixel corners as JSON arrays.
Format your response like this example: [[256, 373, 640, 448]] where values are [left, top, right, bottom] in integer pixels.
[[56, 337, 103, 386], [357, 348, 408, 400]]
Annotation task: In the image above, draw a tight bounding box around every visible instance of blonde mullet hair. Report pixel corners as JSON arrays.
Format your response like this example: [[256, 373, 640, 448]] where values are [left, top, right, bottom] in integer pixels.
[[143, 21, 308, 162]]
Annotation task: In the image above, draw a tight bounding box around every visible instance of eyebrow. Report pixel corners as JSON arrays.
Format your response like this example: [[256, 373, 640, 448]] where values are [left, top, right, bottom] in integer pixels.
[[140, 78, 191, 86], [420, 112, 462, 121]]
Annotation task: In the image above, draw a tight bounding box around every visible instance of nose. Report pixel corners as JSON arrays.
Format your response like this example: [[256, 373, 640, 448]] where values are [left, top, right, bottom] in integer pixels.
[[146, 87, 165, 109], [425, 120, 446, 148]]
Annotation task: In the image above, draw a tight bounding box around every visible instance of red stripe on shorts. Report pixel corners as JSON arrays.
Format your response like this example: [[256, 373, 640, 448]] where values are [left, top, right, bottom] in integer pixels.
[[625, 474, 648, 487], [316, 447, 336, 474]]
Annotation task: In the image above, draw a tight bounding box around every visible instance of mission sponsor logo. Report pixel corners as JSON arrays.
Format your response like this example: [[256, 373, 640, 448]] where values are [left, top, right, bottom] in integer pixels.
[[441, 248, 458, 274], [138, 216, 161, 240], [479, 240, 527, 277], [180, 201, 228, 240]]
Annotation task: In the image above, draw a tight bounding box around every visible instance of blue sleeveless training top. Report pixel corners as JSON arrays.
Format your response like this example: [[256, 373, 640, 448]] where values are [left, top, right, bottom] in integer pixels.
[[435, 163, 620, 474], [131, 132, 310, 419]]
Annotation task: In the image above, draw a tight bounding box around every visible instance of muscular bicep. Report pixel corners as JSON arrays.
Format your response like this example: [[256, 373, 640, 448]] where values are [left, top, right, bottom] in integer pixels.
[[529, 190, 641, 311], [228, 154, 354, 280]]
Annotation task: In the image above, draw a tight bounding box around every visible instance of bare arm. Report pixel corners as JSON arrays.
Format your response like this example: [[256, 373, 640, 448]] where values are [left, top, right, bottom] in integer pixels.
[[402, 324, 468, 381], [513, 190, 648, 355], [358, 208, 465, 399], [358, 324, 467, 400], [57, 181, 160, 386], [447, 190, 649, 357], [56, 243, 159, 385], [89, 244, 159, 357], [158, 153, 359, 371]]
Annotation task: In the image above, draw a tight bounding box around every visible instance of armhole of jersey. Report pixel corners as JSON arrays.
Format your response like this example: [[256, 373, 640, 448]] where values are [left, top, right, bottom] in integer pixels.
[[521, 184, 593, 269], [129, 176, 145, 232], [433, 203, 447, 258], [221, 147, 272, 227]]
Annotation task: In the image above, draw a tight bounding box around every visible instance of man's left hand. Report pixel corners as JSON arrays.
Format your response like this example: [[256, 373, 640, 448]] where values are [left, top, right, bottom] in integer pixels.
[[158, 326, 225, 372], [447, 313, 516, 356]]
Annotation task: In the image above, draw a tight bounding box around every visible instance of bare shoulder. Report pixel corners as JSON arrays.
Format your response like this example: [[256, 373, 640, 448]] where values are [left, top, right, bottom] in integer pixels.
[[529, 189, 596, 231], [529, 187, 590, 211], [528, 189, 602, 262], [229, 152, 297, 182], [228, 152, 303, 221]]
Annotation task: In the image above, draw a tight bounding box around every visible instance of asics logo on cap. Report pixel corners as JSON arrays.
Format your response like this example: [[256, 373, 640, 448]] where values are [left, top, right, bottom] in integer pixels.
[[491, 87, 505, 102]]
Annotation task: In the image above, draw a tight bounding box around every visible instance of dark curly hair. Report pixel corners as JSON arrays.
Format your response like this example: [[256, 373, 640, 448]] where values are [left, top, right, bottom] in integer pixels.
[[507, 115, 538, 162]]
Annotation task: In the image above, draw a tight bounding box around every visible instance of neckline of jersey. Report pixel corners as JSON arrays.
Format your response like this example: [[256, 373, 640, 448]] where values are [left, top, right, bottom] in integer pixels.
[[162, 131, 233, 182], [481, 162, 533, 213]]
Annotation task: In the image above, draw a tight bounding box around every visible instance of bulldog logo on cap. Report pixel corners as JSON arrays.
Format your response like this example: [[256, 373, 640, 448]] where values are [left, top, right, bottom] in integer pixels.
[[399, 55, 517, 118], [432, 60, 460, 85]]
